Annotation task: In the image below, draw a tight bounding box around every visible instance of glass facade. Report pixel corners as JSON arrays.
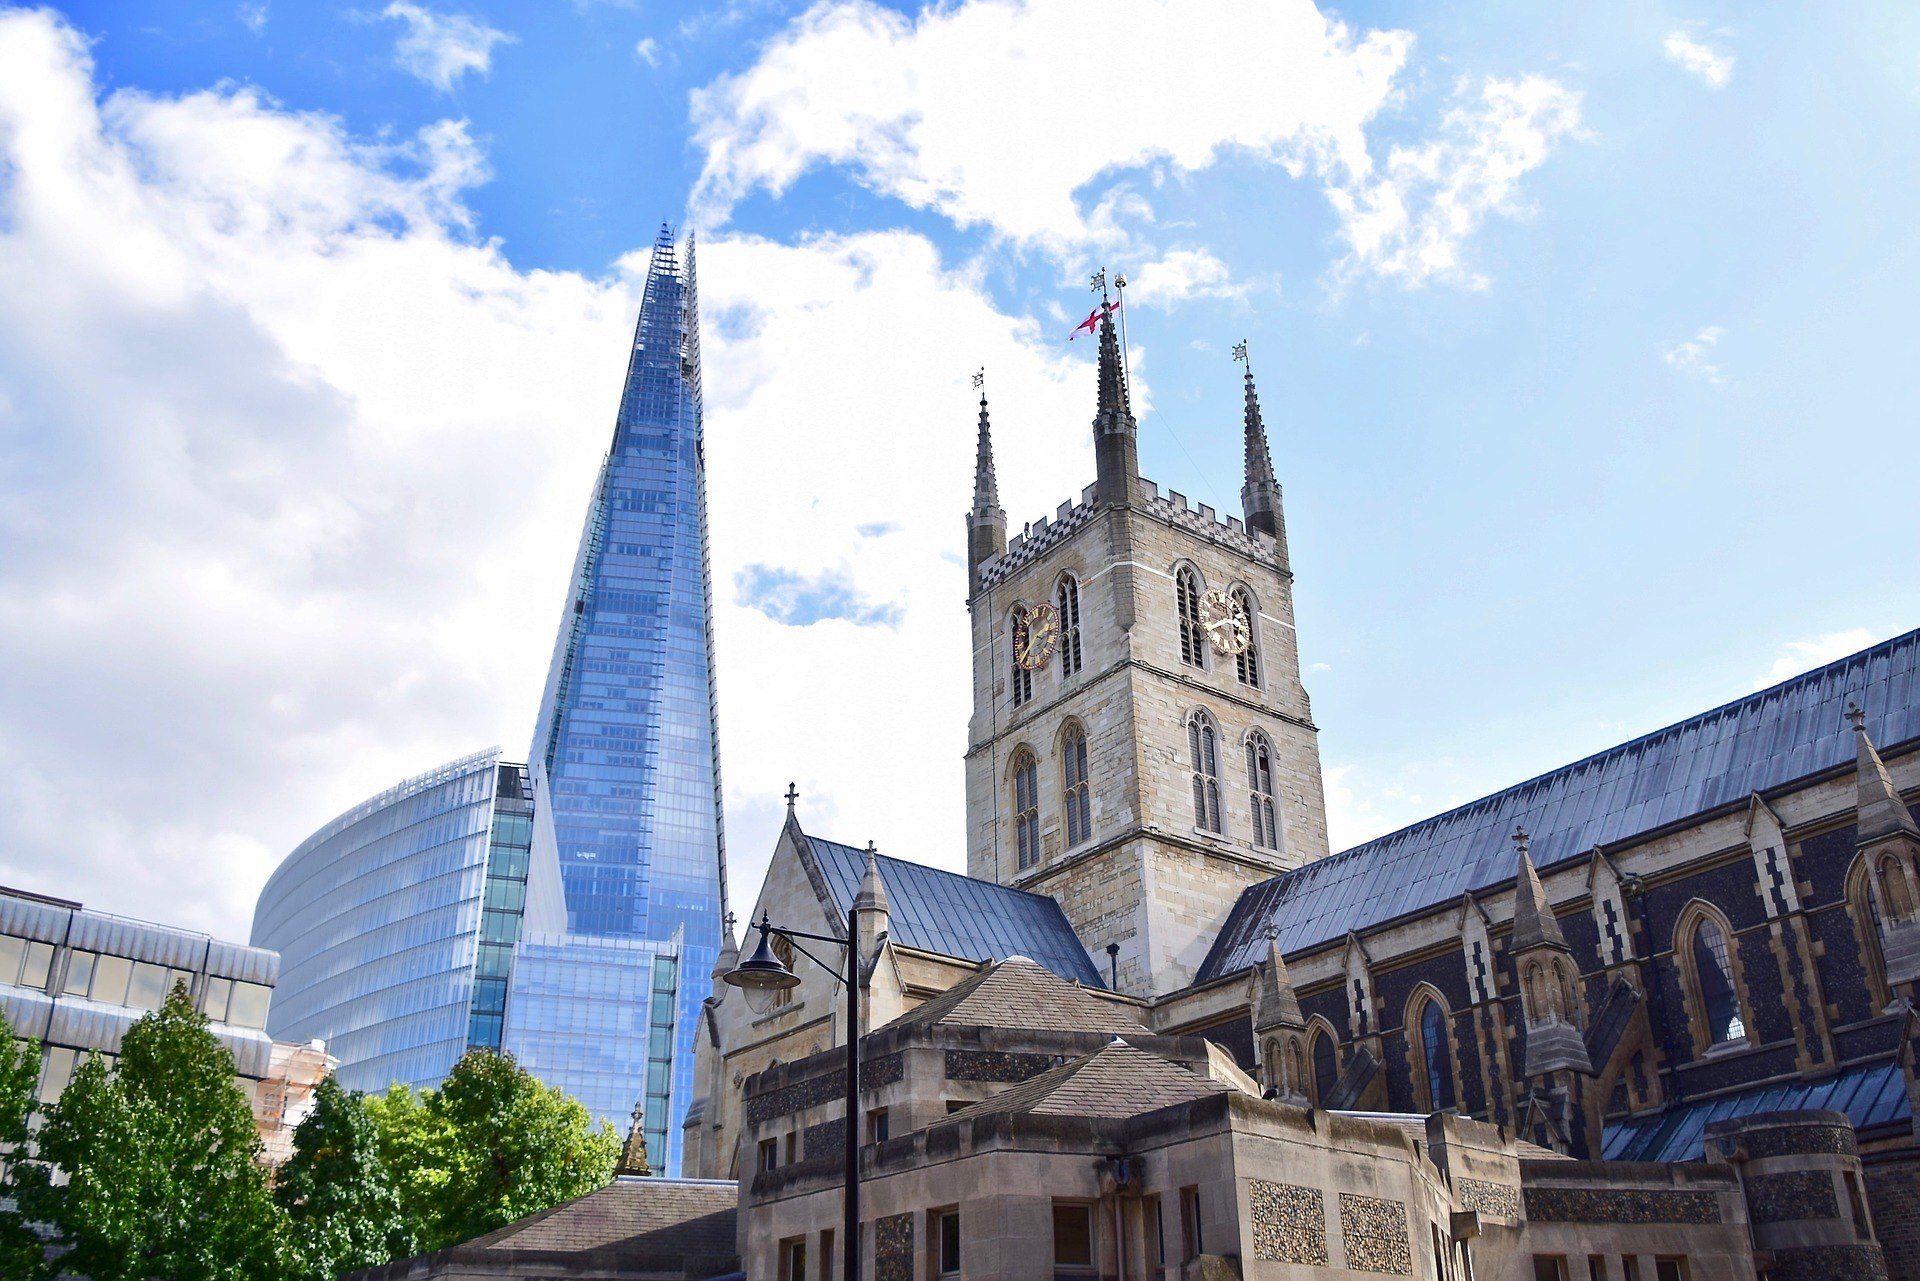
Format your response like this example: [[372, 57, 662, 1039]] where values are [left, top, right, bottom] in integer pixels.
[[501, 932, 679, 1157], [528, 226, 727, 1173], [252, 748, 530, 1094]]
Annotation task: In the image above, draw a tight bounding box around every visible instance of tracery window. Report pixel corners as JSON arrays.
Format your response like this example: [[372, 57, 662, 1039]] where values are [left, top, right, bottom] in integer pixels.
[[1416, 997, 1457, 1111], [1061, 723, 1092, 848], [1232, 585, 1261, 687], [1187, 710, 1223, 834], [1245, 731, 1281, 851], [1310, 1027, 1339, 1105], [1013, 749, 1040, 871], [1176, 565, 1205, 668], [1009, 606, 1033, 707], [1682, 912, 1747, 1046], [1057, 575, 1083, 678]]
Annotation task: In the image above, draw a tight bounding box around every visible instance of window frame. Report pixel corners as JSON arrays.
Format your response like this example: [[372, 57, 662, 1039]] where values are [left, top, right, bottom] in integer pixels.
[[1009, 605, 1035, 707], [1187, 710, 1223, 835], [1244, 729, 1281, 852], [1674, 903, 1751, 1053], [931, 1207, 961, 1279], [1410, 990, 1459, 1112], [1175, 565, 1206, 669], [1012, 747, 1041, 871], [1052, 1201, 1097, 1275], [1061, 722, 1092, 849], [1231, 584, 1261, 687], [1056, 574, 1084, 678]]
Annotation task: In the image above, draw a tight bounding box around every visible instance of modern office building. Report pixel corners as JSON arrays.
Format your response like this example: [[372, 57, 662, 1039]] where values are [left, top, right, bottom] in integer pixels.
[[251, 748, 536, 1096], [254, 227, 725, 1172], [526, 223, 727, 1173], [0, 882, 326, 1161]]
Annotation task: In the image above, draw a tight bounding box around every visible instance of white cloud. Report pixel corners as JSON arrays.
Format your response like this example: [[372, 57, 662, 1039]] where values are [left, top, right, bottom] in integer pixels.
[[1127, 248, 1251, 309], [1327, 74, 1585, 290], [382, 2, 515, 91], [690, 0, 1580, 288], [1665, 324, 1726, 384], [633, 36, 661, 66], [238, 3, 268, 34], [0, 8, 1094, 936], [1758, 630, 1876, 688], [1664, 31, 1734, 89]]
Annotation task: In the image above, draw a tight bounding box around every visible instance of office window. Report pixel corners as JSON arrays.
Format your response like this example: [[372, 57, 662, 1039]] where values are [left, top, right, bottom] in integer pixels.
[[759, 1138, 778, 1171], [933, 1208, 960, 1278], [225, 981, 271, 1030], [1179, 1187, 1203, 1261], [201, 975, 233, 1021], [1621, 1257, 1641, 1281], [780, 1237, 808, 1281], [63, 950, 96, 997], [1533, 1257, 1569, 1281], [1653, 1260, 1688, 1281], [88, 954, 133, 1005], [1053, 1203, 1095, 1273], [1588, 1256, 1607, 1281], [126, 962, 173, 1012], [867, 1107, 890, 1144], [0, 936, 54, 991], [39, 1046, 79, 1104]]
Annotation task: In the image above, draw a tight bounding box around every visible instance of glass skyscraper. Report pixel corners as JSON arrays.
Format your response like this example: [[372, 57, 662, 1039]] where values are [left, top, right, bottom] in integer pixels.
[[527, 225, 727, 1174]]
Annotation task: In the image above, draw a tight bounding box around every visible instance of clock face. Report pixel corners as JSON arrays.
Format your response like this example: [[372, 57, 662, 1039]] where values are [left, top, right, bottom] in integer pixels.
[[1199, 589, 1251, 655], [1014, 602, 1060, 671]]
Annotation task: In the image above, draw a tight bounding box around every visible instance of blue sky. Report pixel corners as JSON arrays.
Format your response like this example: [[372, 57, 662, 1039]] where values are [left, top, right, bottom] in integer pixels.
[[2, 0, 1917, 940]]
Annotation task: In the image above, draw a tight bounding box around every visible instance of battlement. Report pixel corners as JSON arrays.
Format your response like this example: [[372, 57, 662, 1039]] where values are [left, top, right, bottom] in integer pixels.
[[978, 477, 1275, 590]]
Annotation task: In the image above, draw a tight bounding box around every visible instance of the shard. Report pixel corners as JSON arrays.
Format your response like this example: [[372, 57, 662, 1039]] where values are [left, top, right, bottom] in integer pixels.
[[524, 225, 727, 1175]]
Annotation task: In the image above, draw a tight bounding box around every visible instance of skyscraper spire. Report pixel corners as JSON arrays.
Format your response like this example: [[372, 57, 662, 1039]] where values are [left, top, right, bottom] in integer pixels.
[[1091, 307, 1138, 505], [966, 374, 1007, 597], [1236, 345, 1285, 552]]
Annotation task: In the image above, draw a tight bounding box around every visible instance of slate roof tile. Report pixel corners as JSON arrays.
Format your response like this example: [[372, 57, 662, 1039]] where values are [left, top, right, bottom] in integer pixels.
[[874, 956, 1147, 1037], [945, 1041, 1224, 1122]]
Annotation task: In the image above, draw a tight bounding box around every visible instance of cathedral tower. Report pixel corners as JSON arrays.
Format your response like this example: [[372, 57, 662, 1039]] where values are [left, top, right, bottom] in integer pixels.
[[964, 319, 1329, 996]]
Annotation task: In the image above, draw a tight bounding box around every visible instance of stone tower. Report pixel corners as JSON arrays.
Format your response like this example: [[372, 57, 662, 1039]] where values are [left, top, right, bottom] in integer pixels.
[[963, 316, 1329, 997]]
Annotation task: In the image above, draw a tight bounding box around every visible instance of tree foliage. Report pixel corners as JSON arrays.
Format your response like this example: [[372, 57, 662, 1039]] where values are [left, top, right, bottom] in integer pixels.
[[33, 983, 285, 1281], [275, 1075, 414, 1281], [367, 1049, 618, 1251], [0, 1010, 54, 1281]]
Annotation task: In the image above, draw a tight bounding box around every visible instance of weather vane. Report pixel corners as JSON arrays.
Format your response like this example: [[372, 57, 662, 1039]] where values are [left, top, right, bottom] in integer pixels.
[[1090, 268, 1107, 294], [972, 366, 985, 390], [1232, 340, 1249, 364]]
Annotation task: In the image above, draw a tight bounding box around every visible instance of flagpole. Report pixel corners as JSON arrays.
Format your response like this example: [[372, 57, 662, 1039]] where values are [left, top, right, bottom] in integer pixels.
[[1114, 272, 1132, 402]]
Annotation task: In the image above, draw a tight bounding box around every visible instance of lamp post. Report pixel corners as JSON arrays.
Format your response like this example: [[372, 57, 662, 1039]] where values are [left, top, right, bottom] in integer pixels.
[[725, 904, 880, 1281]]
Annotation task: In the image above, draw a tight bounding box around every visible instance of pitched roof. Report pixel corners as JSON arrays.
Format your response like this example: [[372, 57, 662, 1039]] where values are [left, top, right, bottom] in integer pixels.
[[875, 956, 1147, 1037], [1601, 1062, 1911, 1163], [806, 833, 1103, 985], [1200, 628, 1920, 977], [945, 1040, 1224, 1122]]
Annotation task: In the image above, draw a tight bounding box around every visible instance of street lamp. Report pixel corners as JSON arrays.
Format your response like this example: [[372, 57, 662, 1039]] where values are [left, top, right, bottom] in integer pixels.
[[725, 894, 885, 1281]]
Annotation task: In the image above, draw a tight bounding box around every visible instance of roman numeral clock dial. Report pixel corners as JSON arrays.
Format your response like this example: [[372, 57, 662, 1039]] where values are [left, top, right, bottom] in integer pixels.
[[1199, 589, 1251, 655]]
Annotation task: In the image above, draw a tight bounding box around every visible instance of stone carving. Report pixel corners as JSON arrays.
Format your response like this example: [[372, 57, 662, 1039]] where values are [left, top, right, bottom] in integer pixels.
[[875, 1212, 914, 1281], [1522, 1187, 1721, 1224], [1455, 1178, 1520, 1219], [1338, 1193, 1411, 1275], [1250, 1180, 1327, 1265]]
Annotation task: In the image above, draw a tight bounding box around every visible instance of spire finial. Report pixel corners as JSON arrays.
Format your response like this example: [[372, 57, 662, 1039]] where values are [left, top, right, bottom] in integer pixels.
[[616, 1096, 653, 1177], [785, 782, 799, 814], [855, 839, 890, 916], [1846, 701, 1867, 733], [1513, 825, 1531, 859], [1237, 340, 1283, 543]]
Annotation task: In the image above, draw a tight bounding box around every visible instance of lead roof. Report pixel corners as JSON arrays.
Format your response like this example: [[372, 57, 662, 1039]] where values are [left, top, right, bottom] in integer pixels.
[[1200, 627, 1920, 978], [1601, 1061, 1910, 1162]]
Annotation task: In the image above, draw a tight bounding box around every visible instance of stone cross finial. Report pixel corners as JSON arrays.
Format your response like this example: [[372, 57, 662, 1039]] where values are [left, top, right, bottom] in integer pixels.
[[1513, 825, 1531, 858], [1846, 702, 1867, 732], [1264, 921, 1279, 942], [785, 782, 799, 812]]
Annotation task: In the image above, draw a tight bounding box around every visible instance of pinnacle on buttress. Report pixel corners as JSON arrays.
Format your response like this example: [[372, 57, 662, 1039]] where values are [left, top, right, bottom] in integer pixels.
[[1509, 826, 1570, 954], [1091, 307, 1139, 505], [854, 840, 891, 917], [1253, 923, 1305, 1033], [1850, 702, 1920, 845], [1239, 356, 1283, 541], [616, 1097, 653, 1177]]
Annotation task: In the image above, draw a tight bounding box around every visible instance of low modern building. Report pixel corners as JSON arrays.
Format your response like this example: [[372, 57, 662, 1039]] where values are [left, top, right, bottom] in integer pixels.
[[0, 882, 325, 1161], [253, 749, 681, 1157]]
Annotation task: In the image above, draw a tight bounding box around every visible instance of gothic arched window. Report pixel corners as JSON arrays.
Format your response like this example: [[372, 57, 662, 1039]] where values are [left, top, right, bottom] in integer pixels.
[[1012, 749, 1040, 871], [1057, 575, 1083, 678], [1176, 565, 1205, 668], [1061, 723, 1092, 848], [1245, 731, 1281, 852], [1416, 997, 1457, 1111], [1680, 910, 1747, 1047], [1848, 857, 1895, 1009], [1233, 585, 1261, 687], [1187, 710, 1223, 834], [1310, 1027, 1339, 1105], [1878, 854, 1916, 923], [1008, 606, 1033, 707]]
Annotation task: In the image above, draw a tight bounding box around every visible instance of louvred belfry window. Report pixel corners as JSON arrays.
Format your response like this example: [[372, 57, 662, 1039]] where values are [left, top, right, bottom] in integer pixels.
[[1058, 576, 1083, 677], [1188, 711, 1223, 834], [1233, 587, 1261, 686], [1010, 607, 1033, 706], [1176, 566, 1205, 668]]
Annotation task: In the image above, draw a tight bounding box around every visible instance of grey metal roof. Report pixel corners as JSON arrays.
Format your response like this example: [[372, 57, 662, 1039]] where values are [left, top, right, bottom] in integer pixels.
[[1200, 627, 1920, 978], [1600, 1062, 1911, 1162], [806, 835, 1104, 986]]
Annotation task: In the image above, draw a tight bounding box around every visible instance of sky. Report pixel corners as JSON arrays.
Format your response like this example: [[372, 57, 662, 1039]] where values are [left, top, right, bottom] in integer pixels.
[[1, 0, 1917, 945]]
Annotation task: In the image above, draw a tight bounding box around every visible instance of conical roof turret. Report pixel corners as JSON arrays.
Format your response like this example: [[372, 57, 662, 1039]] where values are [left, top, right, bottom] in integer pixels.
[[1091, 306, 1139, 505], [966, 384, 1008, 596], [1253, 926, 1304, 1032], [1236, 351, 1287, 559]]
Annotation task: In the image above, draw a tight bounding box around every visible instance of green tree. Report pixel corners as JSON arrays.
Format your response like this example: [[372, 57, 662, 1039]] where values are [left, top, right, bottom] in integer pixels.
[[276, 1076, 414, 1281], [367, 1049, 617, 1251], [34, 984, 287, 1281], [0, 1009, 54, 1281]]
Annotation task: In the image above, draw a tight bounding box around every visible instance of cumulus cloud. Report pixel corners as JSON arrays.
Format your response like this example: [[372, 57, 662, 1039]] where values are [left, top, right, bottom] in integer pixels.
[[735, 564, 903, 627], [1664, 31, 1734, 89], [0, 8, 1096, 934], [238, 3, 268, 33], [1665, 325, 1726, 384], [690, 0, 1580, 288], [383, 2, 515, 91], [1127, 249, 1252, 309], [1758, 629, 1875, 688]]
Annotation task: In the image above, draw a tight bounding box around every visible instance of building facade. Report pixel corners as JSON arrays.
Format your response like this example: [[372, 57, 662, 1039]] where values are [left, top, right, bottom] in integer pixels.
[[0, 883, 327, 1163], [252, 748, 535, 1096], [526, 224, 728, 1174]]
